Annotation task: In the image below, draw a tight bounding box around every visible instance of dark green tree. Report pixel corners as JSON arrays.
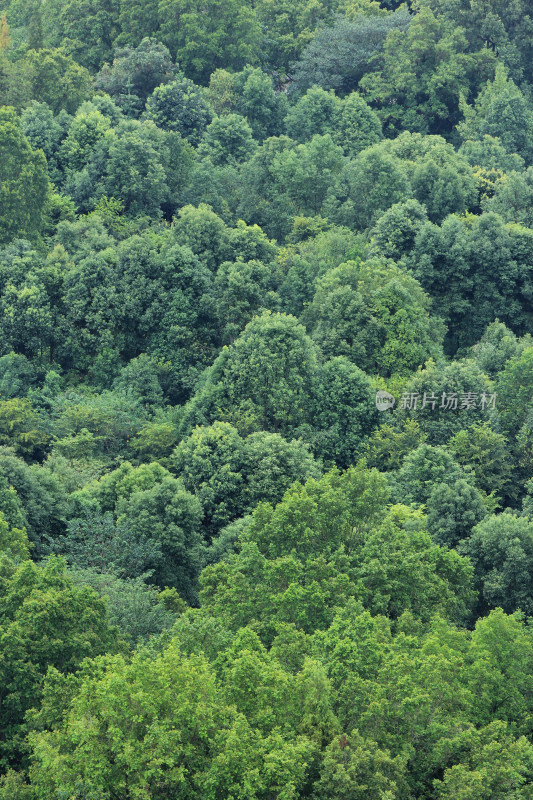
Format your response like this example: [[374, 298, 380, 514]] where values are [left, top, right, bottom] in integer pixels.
[[392, 359, 497, 445], [458, 64, 533, 164], [0, 108, 49, 245], [460, 514, 533, 616], [117, 0, 160, 46], [285, 85, 343, 142], [144, 74, 212, 144], [311, 356, 379, 467], [305, 258, 443, 377], [291, 9, 411, 94], [173, 421, 320, 536], [0, 556, 120, 770], [426, 478, 487, 548], [360, 7, 496, 137], [198, 113, 256, 166], [333, 90, 382, 157], [324, 145, 411, 230], [369, 199, 428, 261], [407, 213, 533, 350], [420, 0, 533, 86], [96, 38, 176, 115], [60, 0, 121, 70], [158, 0, 261, 84], [483, 167, 533, 228], [214, 258, 278, 343], [180, 311, 318, 438], [171, 203, 230, 270], [23, 48, 92, 114]]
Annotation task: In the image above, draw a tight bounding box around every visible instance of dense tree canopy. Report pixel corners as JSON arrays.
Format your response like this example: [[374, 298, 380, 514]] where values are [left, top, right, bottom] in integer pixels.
[[291, 9, 411, 94], [360, 7, 496, 137], [0, 108, 49, 244], [0, 0, 533, 796]]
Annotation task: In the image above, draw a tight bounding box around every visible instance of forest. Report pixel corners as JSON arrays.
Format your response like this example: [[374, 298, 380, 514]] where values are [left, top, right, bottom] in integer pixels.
[[0, 0, 533, 797]]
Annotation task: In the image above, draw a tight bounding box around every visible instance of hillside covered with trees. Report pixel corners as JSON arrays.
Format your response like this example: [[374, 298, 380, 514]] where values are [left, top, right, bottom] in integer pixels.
[[0, 0, 533, 797]]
